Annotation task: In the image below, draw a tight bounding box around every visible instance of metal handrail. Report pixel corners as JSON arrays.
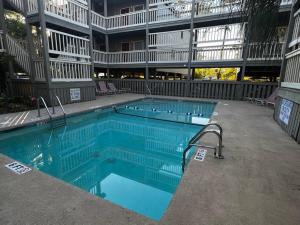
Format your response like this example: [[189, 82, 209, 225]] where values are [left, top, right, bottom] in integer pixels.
[[52, 95, 67, 124], [182, 123, 224, 172], [37, 96, 52, 119]]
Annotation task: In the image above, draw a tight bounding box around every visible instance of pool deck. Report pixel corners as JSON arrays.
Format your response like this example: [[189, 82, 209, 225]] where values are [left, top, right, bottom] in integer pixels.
[[0, 94, 299, 225]]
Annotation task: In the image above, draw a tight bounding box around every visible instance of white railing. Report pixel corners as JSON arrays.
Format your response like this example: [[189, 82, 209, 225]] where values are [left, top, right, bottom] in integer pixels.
[[149, 0, 185, 6], [149, 48, 189, 62], [149, 4, 192, 23], [107, 10, 147, 29], [283, 48, 300, 87], [108, 50, 146, 63], [195, 0, 241, 17], [149, 29, 190, 47], [28, 0, 38, 14], [33, 58, 46, 81], [194, 23, 244, 44], [6, 34, 30, 73], [91, 11, 106, 29], [280, 0, 293, 5], [247, 42, 284, 60], [49, 59, 91, 81], [6, 0, 25, 12], [47, 28, 90, 58], [193, 45, 243, 61], [290, 9, 300, 48], [0, 31, 5, 52], [44, 0, 88, 27], [93, 50, 107, 64]]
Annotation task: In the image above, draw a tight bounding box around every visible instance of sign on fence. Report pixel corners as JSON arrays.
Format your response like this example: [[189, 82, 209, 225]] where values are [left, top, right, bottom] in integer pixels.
[[70, 88, 81, 101], [279, 99, 293, 125]]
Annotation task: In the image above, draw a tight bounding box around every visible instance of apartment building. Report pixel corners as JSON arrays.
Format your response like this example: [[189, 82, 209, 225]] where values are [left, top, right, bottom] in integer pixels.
[[0, 0, 295, 104]]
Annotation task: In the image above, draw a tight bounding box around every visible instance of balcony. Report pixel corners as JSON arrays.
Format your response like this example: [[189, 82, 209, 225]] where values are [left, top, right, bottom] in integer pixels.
[[289, 8, 300, 48], [0, 31, 5, 52]]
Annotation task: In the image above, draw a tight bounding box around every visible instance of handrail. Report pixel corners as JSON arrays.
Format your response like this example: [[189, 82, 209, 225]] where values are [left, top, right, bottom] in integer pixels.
[[37, 96, 52, 119], [52, 95, 66, 118], [182, 123, 224, 172]]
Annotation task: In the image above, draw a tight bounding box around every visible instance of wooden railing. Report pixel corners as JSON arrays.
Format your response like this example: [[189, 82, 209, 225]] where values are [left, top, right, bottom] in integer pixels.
[[49, 59, 91, 81], [47, 28, 90, 58], [93, 50, 107, 64], [193, 45, 243, 61], [290, 9, 300, 48], [280, 0, 293, 5], [149, 4, 192, 23], [149, 29, 190, 47], [195, 0, 241, 17], [91, 11, 106, 29], [6, 0, 25, 13], [28, 0, 38, 14], [149, 48, 189, 62], [33, 58, 45, 81], [107, 79, 277, 100], [44, 0, 88, 27], [282, 48, 300, 89], [0, 31, 5, 52], [107, 10, 147, 29], [6, 34, 31, 73], [247, 42, 284, 60]]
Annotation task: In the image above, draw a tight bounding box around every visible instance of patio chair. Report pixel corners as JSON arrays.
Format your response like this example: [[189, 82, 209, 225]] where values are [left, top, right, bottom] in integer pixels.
[[254, 88, 278, 106], [107, 83, 127, 94], [96, 81, 115, 95]]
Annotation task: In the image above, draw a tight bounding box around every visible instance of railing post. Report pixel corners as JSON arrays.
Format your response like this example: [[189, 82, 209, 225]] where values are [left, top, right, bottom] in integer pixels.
[[145, 0, 150, 94]]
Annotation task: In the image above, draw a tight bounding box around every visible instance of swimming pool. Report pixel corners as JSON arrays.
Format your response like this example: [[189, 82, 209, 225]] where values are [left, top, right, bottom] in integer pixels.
[[0, 98, 216, 220]]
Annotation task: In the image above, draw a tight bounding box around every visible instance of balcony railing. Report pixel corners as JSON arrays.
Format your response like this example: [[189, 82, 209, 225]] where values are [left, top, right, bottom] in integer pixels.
[[149, 29, 190, 47], [193, 45, 243, 61], [93, 50, 146, 64], [107, 10, 147, 29], [282, 48, 300, 89], [149, 4, 192, 23], [47, 28, 90, 58], [49, 59, 91, 81], [149, 48, 190, 62], [290, 8, 300, 48], [247, 42, 284, 60], [44, 0, 88, 27], [28, 0, 38, 14], [33, 58, 46, 81], [93, 50, 107, 64], [91, 11, 106, 30], [0, 31, 5, 52], [195, 0, 241, 17]]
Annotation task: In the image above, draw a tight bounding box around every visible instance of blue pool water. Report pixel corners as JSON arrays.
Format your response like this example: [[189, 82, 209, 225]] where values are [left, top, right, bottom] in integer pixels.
[[0, 98, 215, 220]]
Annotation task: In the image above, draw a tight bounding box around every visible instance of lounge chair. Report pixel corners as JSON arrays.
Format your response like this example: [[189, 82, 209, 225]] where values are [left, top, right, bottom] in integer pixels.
[[107, 83, 127, 94], [96, 81, 115, 95], [254, 88, 278, 106]]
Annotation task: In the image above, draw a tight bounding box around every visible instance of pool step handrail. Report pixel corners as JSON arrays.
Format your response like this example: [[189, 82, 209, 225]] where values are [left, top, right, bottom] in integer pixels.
[[182, 123, 224, 172], [52, 95, 67, 125], [37, 96, 52, 120]]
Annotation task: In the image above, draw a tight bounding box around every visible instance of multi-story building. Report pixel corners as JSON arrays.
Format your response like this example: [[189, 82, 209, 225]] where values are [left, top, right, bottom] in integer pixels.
[[0, 0, 294, 104], [274, 0, 300, 143]]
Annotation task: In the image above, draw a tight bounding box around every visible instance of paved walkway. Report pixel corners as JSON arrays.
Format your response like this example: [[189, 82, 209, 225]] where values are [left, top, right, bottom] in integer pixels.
[[0, 95, 299, 225], [0, 93, 144, 131]]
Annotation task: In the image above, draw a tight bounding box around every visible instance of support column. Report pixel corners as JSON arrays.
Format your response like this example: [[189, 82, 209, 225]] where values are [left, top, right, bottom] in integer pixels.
[[145, 0, 150, 94], [279, 2, 296, 86], [24, 1, 36, 82], [186, 0, 196, 97], [87, 0, 94, 83], [104, 0, 110, 78], [240, 23, 249, 81], [0, 0, 14, 96], [37, 0, 51, 102]]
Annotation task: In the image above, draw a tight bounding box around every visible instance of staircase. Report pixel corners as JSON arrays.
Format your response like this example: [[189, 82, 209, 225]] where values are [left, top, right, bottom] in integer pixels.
[[5, 0, 25, 14], [5, 34, 31, 74]]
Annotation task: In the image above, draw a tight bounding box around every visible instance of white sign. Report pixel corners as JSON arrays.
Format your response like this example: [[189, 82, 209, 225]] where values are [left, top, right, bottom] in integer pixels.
[[70, 88, 81, 101], [5, 162, 31, 175], [279, 99, 293, 125], [194, 148, 207, 161]]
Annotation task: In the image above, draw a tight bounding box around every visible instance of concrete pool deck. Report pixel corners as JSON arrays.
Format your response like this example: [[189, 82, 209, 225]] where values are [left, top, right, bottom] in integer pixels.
[[0, 94, 299, 225]]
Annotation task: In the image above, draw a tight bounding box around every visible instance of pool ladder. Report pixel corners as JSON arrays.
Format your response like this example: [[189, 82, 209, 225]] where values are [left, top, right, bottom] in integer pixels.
[[37, 96, 66, 129], [182, 123, 224, 172]]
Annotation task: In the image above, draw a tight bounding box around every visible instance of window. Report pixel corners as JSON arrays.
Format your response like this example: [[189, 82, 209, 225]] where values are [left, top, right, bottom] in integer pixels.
[[121, 42, 130, 51], [120, 7, 130, 14], [133, 41, 144, 50], [133, 4, 144, 11]]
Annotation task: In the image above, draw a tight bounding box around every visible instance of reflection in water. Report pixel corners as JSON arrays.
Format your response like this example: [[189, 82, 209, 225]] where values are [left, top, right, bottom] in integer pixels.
[[0, 109, 203, 220]]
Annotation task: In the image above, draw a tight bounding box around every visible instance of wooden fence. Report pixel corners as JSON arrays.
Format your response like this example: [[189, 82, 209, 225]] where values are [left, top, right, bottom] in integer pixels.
[[107, 79, 278, 100], [11, 79, 33, 97]]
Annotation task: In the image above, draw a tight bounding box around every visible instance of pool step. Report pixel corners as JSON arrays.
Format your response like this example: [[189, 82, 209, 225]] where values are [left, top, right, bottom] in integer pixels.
[[51, 118, 66, 129]]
